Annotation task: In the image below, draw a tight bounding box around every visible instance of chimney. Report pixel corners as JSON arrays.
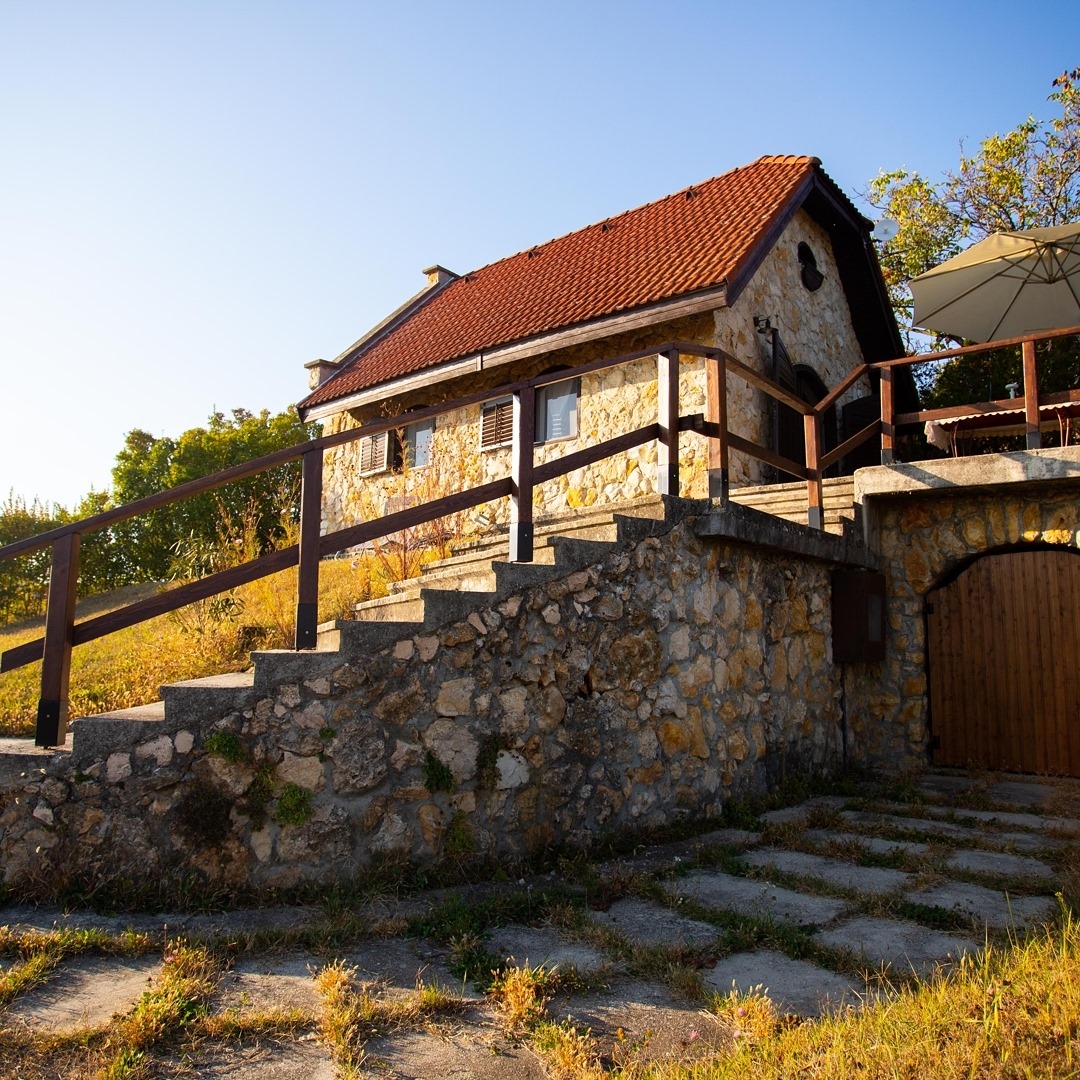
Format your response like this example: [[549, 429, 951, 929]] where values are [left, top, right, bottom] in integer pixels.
[[422, 264, 458, 287], [304, 358, 341, 390]]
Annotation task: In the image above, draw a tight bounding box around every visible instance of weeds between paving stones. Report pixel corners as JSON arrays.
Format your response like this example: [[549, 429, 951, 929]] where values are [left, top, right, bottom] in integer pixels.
[[314, 960, 466, 1075], [0, 927, 155, 1009]]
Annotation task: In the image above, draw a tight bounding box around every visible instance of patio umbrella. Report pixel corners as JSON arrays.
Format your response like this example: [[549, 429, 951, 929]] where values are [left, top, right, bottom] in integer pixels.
[[910, 222, 1080, 343]]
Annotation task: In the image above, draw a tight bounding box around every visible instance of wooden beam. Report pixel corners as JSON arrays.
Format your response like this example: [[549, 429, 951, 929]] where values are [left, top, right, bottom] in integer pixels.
[[533, 425, 660, 484], [294, 448, 323, 649], [706, 354, 729, 501], [656, 349, 680, 496], [1023, 338, 1041, 450], [871, 323, 1080, 369], [510, 386, 535, 562], [726, 433, 809, 480], [804, 413, 824, 531], [815, 364, 871, 415], [35, 532, 80, 747], [818, 419, 882, 472], [880, 366, 895, 464]]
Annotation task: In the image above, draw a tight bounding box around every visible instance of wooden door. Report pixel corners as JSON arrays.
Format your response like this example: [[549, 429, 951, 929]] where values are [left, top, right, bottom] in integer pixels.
[[927, 548, 1080, 776]]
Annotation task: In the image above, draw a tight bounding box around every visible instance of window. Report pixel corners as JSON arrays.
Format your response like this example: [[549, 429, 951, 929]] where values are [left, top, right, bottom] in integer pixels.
[[536, 377, 579, 442], [358, 430, 392, 475], [480, 397, 514, 449], [404, 417, 435, 468], [798, 242, 824, 291]]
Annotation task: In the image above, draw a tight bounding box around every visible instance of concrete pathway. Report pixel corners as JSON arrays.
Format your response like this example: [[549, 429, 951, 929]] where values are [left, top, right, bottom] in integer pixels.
[[1, 770, 1076, 1077]]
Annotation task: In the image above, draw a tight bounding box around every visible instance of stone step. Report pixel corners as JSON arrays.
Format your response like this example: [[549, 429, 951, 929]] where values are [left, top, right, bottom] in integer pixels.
[[69, 702, 168, 768], [315, 619, 426, 654]]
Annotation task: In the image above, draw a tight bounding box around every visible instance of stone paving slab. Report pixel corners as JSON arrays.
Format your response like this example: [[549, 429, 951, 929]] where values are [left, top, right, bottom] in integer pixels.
[[486, 925, 610, 975], [804, 829, 930, 858], [673, 869, 847, 926], [741, 850, 912, 894], [758, 796, 848, 825], [869, 801, 1080, 835], [907, 882, 1059, 929], [837, 810, 1067, 852], [945, 848, 1056, 879], [551, 977, 729, 1066], [595, 828, 761, 875], [359, 1023, 548, 1079], [938, 806, 1080, 834], [171, 1036, 335, 1079], [215, 951, 322, 1015], [4, 954, 160, 1030], [816, 917, 975, 976], [588, 898, 719, 949], [339, 938, 476, 997], [704, 949, 862, 1017], [0, 905, 322, 938]]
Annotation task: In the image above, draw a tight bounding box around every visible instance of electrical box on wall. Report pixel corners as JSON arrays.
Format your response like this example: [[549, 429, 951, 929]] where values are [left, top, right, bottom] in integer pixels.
[[831, 570, 886, 663]]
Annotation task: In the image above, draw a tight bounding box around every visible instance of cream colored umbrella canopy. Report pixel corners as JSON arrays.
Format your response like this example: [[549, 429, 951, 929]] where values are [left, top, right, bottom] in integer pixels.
[[910, 223, 1080, 343]]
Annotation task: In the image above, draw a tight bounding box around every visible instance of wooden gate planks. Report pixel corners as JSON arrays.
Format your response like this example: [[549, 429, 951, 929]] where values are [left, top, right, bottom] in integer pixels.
[[928, 549, 1080, 776]]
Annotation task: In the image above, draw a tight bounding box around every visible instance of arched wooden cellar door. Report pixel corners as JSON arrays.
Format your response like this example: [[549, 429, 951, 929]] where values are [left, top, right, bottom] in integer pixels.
[[927, 547, 1080, 776]]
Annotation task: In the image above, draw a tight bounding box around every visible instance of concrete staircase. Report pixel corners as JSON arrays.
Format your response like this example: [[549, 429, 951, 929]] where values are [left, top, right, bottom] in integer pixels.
[[728, 476, 856, 535], [55, 497, 681, 767]]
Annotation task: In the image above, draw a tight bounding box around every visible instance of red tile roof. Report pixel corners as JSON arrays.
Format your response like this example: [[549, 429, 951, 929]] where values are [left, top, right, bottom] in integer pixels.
[[302, 155, 824, 410]]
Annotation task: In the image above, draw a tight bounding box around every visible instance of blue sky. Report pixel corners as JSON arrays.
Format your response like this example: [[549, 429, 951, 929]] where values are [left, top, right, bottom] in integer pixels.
[[2, 0, 1077, 507]]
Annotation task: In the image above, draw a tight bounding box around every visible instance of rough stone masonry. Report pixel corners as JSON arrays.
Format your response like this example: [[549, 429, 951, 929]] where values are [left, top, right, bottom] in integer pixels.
[[0, 514, 843, 891]]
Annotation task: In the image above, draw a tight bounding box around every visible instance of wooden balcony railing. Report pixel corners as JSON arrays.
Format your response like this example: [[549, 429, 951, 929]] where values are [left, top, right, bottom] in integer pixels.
[[3, 326, 1078, 747]]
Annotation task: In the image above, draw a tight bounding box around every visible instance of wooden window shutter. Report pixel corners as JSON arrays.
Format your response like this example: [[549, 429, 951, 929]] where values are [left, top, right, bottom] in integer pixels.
[[481, 398, 513, 448], [359, 431, 389, 474]]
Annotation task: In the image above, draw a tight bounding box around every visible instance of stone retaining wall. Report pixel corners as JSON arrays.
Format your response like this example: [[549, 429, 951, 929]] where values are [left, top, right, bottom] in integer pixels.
[[0, 514, 843, 892]]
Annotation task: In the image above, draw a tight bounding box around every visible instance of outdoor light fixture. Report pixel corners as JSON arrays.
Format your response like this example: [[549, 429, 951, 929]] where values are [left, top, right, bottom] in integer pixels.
[[753, 315, 774, 334]]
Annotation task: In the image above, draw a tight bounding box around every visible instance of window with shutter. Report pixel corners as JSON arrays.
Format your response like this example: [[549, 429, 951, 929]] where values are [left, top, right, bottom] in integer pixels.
[[358, 431, 390, 475], [480, 398, 514, 449]]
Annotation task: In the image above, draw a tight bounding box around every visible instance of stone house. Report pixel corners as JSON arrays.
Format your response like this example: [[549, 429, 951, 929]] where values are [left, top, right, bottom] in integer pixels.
[[298, 155, 907, 536]]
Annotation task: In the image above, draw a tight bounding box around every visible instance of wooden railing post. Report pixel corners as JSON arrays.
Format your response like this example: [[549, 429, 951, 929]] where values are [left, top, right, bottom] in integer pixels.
[[294, 448, 323, 649], [36, 532, 80, 747], [510, 385, 535, 562], [657, 348, 680, 496], [706, 353, 729, 501], [880, 367, 895, 464], [1022, 337, 1042, 449], [804, 413, 824, 531]]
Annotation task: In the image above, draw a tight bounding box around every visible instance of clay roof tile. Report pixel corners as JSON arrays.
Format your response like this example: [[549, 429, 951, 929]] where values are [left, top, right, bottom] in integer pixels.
[[302, 155, 824, 410]]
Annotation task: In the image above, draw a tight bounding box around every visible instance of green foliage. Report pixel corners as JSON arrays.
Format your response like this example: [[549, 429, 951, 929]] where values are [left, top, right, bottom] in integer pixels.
[[0, 492, 63, 623], [274, 783, 313, 826], [109, 407, 316, 582], [202, 731, 244, 763], [422, 751, 455, 793], [868, 67, 1080, 353]]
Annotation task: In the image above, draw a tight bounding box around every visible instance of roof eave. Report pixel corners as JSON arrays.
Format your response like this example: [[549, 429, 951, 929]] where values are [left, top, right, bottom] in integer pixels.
[[299, 283, 729, 421]]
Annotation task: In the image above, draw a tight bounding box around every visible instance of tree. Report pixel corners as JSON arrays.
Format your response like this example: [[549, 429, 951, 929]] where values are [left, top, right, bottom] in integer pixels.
[[109, 408, 317, 581], [868, 67, 1080, 426]]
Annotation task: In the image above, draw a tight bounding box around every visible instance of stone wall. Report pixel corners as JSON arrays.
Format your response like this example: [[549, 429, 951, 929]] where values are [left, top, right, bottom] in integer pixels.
[[319, 211, 870, 537], [845, 462, 1080, 770], [0, 513, 843, 892]]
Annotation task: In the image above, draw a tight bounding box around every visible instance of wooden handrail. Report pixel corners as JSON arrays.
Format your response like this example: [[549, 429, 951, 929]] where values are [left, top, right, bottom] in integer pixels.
[[8, 322, 1075, 745], [869, 323, 1080, 370]]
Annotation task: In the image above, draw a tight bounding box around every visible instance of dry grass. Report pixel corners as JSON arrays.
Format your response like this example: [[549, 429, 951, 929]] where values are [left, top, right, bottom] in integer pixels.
[[314, 960, 466, 1075], [0, 555, 391, 736]]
